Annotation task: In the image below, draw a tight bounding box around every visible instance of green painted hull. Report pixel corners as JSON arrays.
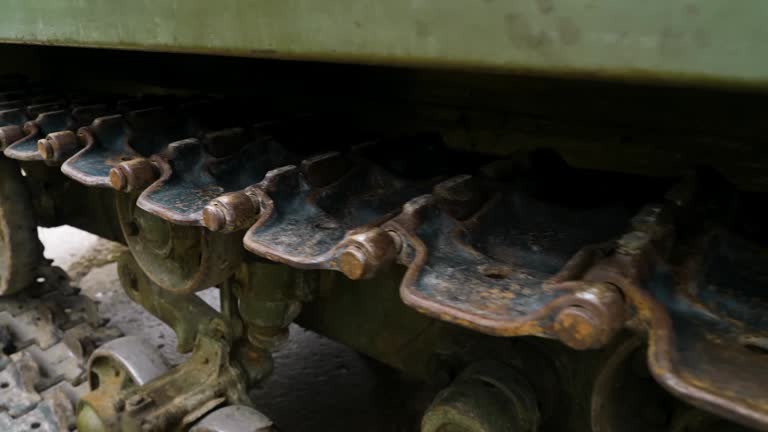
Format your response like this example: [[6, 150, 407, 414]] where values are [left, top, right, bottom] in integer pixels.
[[0, 0, 767, 88]]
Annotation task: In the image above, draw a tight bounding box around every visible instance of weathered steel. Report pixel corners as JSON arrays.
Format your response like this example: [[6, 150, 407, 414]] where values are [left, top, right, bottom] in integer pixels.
[[63, 100, 252, 189], [4, 104, 109, 161], [240, 135, 461, 279], [0, 96, 68, 150], [369, 154, 653, 348], [138, 126, 295, 225], [116, 193, 243, 294], [77, 325, 255, 432], [1, 1, 768, 87], [61, 107, 185, 187], [38, 130, 81, 163], [88, 336, 169, 389], [573, 173, 768, 431], [117, 253, 220, 353], [78, 336, 171, 432], [0, 75, 763, 430]]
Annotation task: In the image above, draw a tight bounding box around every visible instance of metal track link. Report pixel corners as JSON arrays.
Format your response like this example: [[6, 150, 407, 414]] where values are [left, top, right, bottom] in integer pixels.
[[0, 266, 122, 431], [1, 83, 766, 430]]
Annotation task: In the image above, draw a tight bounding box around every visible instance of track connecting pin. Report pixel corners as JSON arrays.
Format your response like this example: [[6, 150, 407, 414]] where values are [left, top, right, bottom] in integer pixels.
[[110, 158, 160, 192], [552, 282, 625, 350], [38, 130, 82, 162], [202, 189, 261, 233], [337, 228, 398, 280]]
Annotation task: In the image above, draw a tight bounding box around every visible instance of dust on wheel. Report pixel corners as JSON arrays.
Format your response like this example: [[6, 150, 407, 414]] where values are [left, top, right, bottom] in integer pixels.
[[0, 156, 44, 296]]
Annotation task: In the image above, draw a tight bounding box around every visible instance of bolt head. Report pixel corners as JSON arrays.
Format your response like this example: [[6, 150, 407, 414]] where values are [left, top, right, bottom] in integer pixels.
[[109, 158, 159, 192], [554, 306, 601, 350], [36, 130, 81, 162], [37, 138, 54, 160], [201, 190, 261, 232], [336, 228, 397, 280], [109, 167, 129, 191], [202, 204, 226, 232], [339, 246, 368, 280], [553, 283, 625, 350]]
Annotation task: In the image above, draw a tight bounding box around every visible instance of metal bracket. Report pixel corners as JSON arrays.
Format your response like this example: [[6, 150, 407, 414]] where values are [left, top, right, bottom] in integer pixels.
[[79, 322, 261, 432], [76, 253, 273, 432], [116, 252, 221, 353]]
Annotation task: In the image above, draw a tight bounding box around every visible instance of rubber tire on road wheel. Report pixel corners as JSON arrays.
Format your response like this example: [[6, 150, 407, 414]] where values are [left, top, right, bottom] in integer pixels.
[[0, 156, 43, 296]]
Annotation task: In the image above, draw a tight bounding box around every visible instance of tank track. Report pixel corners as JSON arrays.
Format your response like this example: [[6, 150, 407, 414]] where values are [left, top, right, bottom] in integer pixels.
[[0, 265, 121, 432], [1, 81, 767, 431]]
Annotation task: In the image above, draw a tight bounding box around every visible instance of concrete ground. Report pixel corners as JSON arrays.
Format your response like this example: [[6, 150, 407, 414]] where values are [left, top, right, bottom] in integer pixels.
[[39, 226, 432, 432]]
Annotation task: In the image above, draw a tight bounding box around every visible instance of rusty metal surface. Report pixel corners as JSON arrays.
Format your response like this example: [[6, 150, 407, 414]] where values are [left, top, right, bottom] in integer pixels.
[[652, 232, 768, 430], [381, 161, 768, 428], [241, 136, 462, 279], [61, 100, 255, 189], [566, 174, 768, 431], [135, 116, 365, 229], [3, 104, 109, 161], [0, 74, 765, 428], [137, 126, 295, 225], [371, 155, 652, 348], [61, 106, 185, 187], [0, 97, 68, 151]]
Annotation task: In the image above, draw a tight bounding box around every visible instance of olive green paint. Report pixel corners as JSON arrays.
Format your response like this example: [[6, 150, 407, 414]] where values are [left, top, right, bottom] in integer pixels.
[[0, 0, 767, 87]]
